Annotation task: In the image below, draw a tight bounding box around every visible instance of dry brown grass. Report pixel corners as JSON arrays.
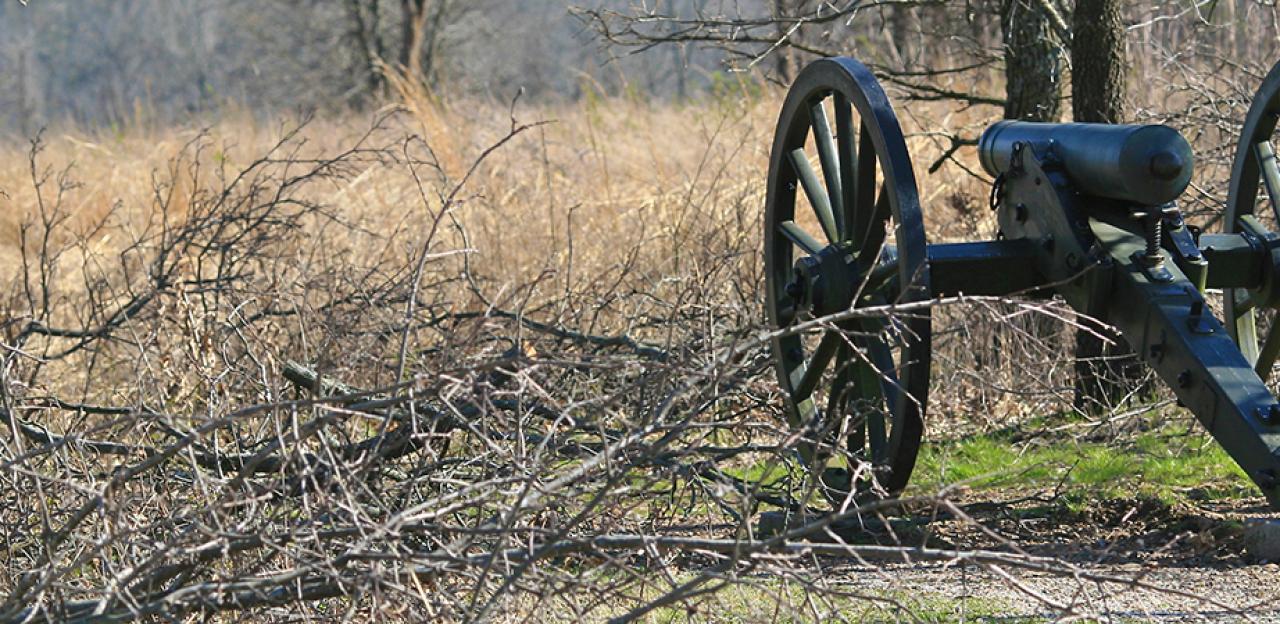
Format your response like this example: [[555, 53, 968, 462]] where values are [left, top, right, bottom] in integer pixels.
[[1, 50, 1274, 620]]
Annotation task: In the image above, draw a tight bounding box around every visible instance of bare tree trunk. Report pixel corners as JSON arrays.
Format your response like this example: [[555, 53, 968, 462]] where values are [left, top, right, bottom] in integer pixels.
[[1234, 0, 1250, 62], [347, 0, 386, 98], [1001, 0, 1062, 121], [996, 0, 1065, 378], [18, 48, 33, 136], [1071, 0, 1126, 124], [1071, 0, 1145, 413], [771, 0, 799, 82], [399, 0, 450, 88], [888, 4, 921, 70], [401, 0, 427, 79], [419, 0, 449, 87]]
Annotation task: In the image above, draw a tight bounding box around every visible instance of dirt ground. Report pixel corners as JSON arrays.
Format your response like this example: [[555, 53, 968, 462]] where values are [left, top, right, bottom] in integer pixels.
[[823, 494, 1280, 621]]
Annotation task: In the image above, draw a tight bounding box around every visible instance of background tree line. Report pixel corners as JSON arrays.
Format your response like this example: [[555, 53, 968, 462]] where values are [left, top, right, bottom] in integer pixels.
[[0, 0, 729, 133], [0, 1, 1276, 135]]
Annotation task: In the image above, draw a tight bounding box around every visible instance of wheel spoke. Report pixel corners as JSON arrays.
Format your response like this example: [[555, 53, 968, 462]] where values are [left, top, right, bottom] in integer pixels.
[[827, 343, 858, 450], [834, 94, 856, 241], [1237, 305, 1261, 365], [859, 337, 894, 464], [787, 148, 840, 243], [1258, 317, 1280, 382], [845, 358, 873, 456], [863, 254, 899, 298], [1236, 289, 1260, 315], [791, 330, 841, 402], [1257, 140, 1280, 225], [779, 220, 824, 255], [869, 327, 904, 456], [776, 299, 797, 327], [857, 184, 892, 261], [793, 395, 819, 429], [852, 123, 877, 247], [809, 99, 844, 224], [860, 350, 890, 462]]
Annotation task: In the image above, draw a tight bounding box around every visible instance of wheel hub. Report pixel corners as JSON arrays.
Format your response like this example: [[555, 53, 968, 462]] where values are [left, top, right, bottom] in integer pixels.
[[785, 241, 860, 318]]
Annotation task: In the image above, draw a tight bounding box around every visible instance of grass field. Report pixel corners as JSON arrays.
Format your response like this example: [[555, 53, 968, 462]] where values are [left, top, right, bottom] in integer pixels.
[[2, 64, 1278, 621]]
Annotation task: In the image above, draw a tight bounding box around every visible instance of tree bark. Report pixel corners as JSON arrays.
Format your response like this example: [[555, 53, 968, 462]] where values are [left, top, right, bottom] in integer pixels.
[[772, 0, 796, 83], [401, 0, 427, 80], [398, 0, 449, 88], [996, 0, 1065, 379], [1001, 0, 1062, 122], [1071, 0, 1126, 123], [346, 0, 386, 98], [1070, 0, 1145, 413], [888, 5, 922, 70]]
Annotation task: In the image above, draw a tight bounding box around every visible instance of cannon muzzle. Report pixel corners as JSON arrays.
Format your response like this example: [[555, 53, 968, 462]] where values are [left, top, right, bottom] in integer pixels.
[[979, 121, 1194, 205]]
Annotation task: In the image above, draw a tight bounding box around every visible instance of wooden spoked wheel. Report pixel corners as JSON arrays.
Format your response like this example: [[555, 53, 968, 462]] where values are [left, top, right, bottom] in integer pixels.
[[764, 57, 931, 505], [1226, 59, 1280, 383]]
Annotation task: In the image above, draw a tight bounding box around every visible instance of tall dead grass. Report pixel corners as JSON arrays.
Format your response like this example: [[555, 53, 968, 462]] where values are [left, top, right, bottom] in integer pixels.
[[0, 49, 1273, 620]]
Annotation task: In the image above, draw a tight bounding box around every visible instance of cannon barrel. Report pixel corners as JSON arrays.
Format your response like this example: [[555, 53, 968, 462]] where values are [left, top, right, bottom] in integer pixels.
[[979, 121, 1194, 205]]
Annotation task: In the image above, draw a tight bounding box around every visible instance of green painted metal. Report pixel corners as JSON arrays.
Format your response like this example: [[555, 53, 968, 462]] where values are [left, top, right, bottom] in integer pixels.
[[1090, 218, 1280, 508], [951, 135, 1280, 508], [926, 240, 1044, 298], [769, 55, 1280, 510], [764, 57, 931, 502], [1199, 234, 1264, 290]]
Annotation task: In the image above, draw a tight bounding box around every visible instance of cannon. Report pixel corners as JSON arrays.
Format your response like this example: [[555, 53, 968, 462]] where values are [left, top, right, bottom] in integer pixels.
[[765, 56, 1280, 507]]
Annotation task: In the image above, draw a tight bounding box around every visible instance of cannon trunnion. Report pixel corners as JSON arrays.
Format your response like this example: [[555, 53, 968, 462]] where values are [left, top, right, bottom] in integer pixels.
[[765, 56, 1280, 508]]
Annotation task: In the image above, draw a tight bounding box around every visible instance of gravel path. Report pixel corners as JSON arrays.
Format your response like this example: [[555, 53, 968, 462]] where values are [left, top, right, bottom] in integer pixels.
[[841, 560, 1280, 621], [786, 496, 1280, 621]]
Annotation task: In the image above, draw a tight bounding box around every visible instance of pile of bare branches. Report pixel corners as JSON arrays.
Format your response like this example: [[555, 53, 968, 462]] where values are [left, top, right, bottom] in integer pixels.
[[0, 97, 1257, 622]]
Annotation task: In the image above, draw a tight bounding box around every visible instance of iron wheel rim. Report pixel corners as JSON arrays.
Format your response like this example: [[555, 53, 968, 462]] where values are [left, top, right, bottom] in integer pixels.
[[1226, 59, 1280, 382], [764, 57, 931, 503]]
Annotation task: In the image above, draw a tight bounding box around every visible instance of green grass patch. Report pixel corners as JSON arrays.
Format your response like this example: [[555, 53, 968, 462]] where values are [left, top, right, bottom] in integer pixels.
[[910, 415, 1254, 507]]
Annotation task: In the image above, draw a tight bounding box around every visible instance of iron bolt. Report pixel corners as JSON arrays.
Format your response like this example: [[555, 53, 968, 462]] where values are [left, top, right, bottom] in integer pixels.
[[1257, 405, 1280, 425], [1176, 370, 1192, 388], [1014, 203, 1028, 222], [1257, 468, 1279, 490]]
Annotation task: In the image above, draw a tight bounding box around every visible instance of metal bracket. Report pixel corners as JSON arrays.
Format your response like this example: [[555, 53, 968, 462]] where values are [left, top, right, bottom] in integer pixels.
[[1187, 298, 1214, 335], [1131, 251, 1175, 283], [1166, 222, 1208, 291]]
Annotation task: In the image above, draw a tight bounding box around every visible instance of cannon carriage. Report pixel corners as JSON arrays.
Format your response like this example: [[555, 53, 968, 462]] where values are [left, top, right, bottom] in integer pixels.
[[766, 56, 1280, 509]]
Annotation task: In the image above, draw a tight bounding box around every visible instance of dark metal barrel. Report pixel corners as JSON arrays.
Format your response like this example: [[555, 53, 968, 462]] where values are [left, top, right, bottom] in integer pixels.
[[978, 121, 1194, 205]]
